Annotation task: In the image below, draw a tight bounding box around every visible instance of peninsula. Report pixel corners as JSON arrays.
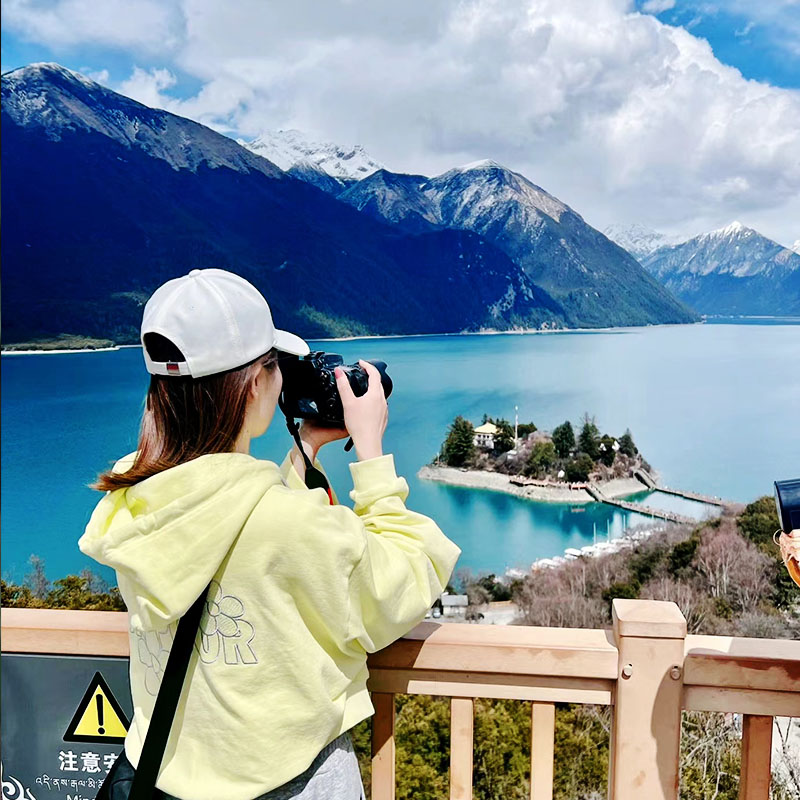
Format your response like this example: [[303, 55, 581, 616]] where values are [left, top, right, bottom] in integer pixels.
[[419, 413, 652, 504]]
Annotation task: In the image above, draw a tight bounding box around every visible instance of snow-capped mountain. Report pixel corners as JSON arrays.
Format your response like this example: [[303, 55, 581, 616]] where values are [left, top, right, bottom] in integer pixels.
[[792, 239, 800, 255], [339, 170, 438, 233], [603, 223, 683, 261], [641, 222, 800, 315], [3, 63, 568, 344], [2, 63, 284, 178], [341, 160, 697, 328], [240, 129, 384, 190]]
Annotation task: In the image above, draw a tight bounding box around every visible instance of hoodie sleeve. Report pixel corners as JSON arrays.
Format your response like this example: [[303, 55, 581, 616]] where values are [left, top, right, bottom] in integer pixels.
[[279, 447, 340, 505], [344, 454, 461, 654]]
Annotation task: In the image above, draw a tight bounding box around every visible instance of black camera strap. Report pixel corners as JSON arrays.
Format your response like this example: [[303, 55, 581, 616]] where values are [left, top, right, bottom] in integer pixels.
[[277, 393, 338, 500]]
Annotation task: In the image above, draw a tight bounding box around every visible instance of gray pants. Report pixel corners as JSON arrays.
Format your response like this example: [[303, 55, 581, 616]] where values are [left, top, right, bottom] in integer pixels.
[[163, 732, 364, 800], [253, 733, 365, 800]]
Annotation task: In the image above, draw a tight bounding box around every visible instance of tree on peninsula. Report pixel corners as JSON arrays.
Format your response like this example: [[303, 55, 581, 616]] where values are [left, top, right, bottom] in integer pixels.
[[578, 414, 601, 460], [565, 453, 595, 482], [524, 441, 557, 478], [618, 429, 637, 457], [598, 435, 617, 467], [492, 418, 515, 454], [442, 416, 476, 467], [552, 420, 575, 458]]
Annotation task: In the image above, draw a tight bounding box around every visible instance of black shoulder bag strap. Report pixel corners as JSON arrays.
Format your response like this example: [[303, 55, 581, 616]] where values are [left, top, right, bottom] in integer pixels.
[[128, 584, 210, 800]]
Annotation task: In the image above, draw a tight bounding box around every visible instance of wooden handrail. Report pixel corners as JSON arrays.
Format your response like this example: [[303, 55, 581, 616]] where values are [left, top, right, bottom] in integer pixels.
[[1, 607, 129, 656], [3, 602, 799, 800]]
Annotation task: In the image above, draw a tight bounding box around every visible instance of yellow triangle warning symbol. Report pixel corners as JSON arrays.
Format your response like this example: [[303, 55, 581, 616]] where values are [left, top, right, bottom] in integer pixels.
[[64, 672, 130, 744]]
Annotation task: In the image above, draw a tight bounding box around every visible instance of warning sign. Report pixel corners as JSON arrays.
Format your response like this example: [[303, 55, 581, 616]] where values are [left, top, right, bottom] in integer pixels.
[[64, 672, 130, 744]]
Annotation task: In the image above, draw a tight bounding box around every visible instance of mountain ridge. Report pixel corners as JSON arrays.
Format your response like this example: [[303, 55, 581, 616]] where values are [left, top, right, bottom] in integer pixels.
[[2, 63, 699, 345], [2, 63, 569, 345], [640, 222, 800, 315], [339, 161, 697, 327]]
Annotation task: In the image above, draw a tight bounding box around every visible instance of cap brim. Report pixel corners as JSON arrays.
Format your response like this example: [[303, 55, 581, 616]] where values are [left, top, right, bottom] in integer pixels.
[[273, 328, 310, 356]]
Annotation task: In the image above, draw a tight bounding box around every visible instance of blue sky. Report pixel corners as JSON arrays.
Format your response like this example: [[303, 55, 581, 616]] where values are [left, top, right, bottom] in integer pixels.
[[4, 2, 798, 93], [2, 0, 798, 245], [634, 0, 800, 89]]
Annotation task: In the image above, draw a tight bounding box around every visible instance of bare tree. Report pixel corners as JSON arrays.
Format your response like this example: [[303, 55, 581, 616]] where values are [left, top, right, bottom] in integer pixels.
[[641, 576, 711, 633], [24, 555, 50, 599]]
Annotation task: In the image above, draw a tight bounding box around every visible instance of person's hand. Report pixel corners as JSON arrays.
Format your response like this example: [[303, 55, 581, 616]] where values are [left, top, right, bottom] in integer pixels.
[[778, 530, 800, 588], [290, 420, 349, 481], [298, 419, 349, 455], [334, 360, 388, 461]]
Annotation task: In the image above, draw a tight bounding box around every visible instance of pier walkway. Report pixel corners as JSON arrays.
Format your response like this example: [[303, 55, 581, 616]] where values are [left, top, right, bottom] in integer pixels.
[[586, 484, 696, 525], [586, 483, 697, 525], [634, 469, 726, 507]]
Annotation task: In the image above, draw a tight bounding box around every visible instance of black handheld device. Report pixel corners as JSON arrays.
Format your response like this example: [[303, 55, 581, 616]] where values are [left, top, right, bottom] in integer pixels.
[[277, 351, 393, 427], [775, 479, 800, 533]]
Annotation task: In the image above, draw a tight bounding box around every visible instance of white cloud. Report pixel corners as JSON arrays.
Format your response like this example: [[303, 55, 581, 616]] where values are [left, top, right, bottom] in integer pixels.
[[81, 67, 110, 85], [118, 67, 178, 109], [3, 0, 183, 52], [641, 0, 676, 13], [5, 0, 800, 244]]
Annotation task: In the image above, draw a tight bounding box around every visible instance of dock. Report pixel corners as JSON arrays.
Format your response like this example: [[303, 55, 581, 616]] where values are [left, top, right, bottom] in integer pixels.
[[585, 484, 696, 525], [508, 469, 726, 524], [634, 469, 725, 506]]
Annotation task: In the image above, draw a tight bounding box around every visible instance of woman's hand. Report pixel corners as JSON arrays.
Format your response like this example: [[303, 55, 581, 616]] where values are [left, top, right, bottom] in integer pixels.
[[289, 420, 349, 482], [335, 360, 388, 462], [298, 419, 349, 456]]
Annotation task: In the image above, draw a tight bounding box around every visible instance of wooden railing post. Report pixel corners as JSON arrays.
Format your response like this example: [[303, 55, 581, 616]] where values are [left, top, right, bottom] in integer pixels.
[[739, 715, 773, 800], [530, 702, 555, 800], [609, 599, 687, 800], [372, 693, 396, 800], [450, 697, 474, 800]]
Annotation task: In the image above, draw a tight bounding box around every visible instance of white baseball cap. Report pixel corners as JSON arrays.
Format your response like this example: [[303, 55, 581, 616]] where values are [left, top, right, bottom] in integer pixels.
[[141, 268, 310, 377]]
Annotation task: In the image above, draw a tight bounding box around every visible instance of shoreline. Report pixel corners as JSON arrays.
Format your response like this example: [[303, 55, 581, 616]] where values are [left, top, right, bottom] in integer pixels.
[[0, 344, 144, 356], [503, 522, 669, 580], [6, 314, 795, 355], [0, 322, 705, 355], [417, 464, 645, 503]]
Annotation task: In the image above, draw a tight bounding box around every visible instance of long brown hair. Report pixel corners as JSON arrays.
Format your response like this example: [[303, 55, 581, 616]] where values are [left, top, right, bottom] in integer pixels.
[[94, 335, 279, 492]]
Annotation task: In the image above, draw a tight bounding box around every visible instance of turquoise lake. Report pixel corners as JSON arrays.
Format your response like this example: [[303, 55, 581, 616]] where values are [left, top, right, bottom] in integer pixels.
[[2, 321, 798, 585]]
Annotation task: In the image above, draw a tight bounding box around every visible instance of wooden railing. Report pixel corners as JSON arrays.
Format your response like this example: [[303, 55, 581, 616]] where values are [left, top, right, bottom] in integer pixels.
[[2, 599, 799, 800]]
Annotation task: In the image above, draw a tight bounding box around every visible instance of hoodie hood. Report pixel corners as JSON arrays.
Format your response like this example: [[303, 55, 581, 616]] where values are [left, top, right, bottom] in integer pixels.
[[79, 452, 283, 630]]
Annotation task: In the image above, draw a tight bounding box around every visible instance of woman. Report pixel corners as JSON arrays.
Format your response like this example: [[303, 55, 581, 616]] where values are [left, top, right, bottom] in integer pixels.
[[79, 268, 460, 800]]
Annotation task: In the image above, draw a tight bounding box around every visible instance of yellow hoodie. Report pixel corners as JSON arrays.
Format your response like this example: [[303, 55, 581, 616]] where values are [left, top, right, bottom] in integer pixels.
[[79, 449, 460, 800]]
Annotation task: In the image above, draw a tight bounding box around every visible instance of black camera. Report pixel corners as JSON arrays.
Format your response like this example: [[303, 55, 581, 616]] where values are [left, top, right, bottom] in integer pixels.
[[278, 351, 393, 427], [775, 479, 800, 533]]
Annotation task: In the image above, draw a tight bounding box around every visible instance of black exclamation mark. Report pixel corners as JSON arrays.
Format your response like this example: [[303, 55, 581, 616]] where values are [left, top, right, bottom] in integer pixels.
[[96, 693, 105, 735]]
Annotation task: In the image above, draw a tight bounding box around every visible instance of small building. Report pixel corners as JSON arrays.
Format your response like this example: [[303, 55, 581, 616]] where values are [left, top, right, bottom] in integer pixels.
[[441, 594, 469, 617], [473, 422, 498, 449], [429, 593, 469, 619]]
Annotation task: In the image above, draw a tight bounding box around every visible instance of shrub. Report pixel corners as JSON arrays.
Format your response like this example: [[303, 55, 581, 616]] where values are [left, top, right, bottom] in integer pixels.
[[667, 537, 699, 576], [565, 453, 594, 482], [628, 545, 667, 585], [524, 441, 557, 478], [601, 581, 639, 615], [1, 559, 125, 611], [737, 496, 779, 550]]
